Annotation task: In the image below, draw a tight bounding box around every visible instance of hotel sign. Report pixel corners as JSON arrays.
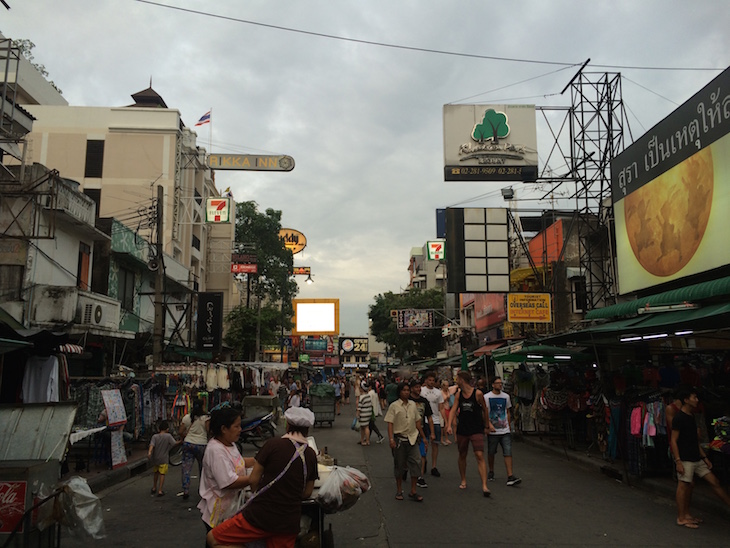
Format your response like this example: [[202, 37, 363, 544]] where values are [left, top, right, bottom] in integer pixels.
[[207, 154, 295, 171]]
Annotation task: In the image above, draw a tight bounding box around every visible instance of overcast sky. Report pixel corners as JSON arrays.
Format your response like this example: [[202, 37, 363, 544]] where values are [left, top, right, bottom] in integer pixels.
[[3, 0, 728, 335]]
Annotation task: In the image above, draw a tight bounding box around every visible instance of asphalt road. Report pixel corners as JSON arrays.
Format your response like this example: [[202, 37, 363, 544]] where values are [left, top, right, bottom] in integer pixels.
[[62, 400, 730, 547]]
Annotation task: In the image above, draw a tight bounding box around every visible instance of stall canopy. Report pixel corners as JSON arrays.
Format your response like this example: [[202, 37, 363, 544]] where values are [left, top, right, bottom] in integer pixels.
[[474, 342, 506, 357], [492, 344, 592, 364]]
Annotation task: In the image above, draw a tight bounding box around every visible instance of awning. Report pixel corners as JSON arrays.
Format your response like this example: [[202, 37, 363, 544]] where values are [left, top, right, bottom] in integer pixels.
[[586, 275, 730, 320], [474, 342, 506, 357], [0, 337, 32, 355], [492, 344, 591, 364]]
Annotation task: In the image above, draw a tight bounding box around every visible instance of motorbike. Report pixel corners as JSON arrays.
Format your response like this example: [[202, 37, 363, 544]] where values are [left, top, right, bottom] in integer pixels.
[[236, 412, 277, 451]]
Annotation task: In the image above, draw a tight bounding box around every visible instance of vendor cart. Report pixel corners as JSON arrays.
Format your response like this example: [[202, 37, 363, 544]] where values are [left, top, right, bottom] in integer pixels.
[[310, 395, 336, 428]]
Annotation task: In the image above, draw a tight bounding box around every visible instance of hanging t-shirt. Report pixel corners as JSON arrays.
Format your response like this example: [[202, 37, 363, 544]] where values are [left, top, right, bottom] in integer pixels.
[[22, 355, 59, 403], [206, 367, 218, 390], [484, 391, 512, 435], [217, 367, 230, 390]]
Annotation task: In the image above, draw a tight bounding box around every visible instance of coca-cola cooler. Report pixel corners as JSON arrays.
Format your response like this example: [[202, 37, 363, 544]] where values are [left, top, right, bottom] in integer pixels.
[[0, 402, 77, 547]]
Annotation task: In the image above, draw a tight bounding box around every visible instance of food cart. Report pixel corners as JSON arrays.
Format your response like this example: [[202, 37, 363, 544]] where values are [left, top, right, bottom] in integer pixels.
[[308, 384, 336, 428], [0, 402, 76, 548]]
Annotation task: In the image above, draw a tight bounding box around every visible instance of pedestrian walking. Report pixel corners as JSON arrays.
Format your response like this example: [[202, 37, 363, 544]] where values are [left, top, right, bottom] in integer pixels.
[[178, 399, 210, 500], [440, 380, 456, 445], [670, 386, 730, 528], [420, 371, 445, 477], [148, 420, 181, 497], [409, 378, 434, 488], [357, 384, 373, 445], [384, 382, 425, 502], [484, 377, 521, 486], [367, 381, 385, 443], [331, 377, 342, 415], [445, 370, 494, 497]]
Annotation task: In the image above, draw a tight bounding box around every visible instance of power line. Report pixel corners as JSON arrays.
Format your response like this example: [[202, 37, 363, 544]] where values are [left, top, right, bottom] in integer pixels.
[[132, 0, 725, 72]]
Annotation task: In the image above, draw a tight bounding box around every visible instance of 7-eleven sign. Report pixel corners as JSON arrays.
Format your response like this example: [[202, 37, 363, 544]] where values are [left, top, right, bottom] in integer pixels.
[[206, 198, 231, 223], [427, 241, 445, 261]]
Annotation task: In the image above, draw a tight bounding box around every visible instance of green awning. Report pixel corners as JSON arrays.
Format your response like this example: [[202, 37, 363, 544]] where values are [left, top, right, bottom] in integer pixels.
[[493, 345, 591, 364], [166, 345, 213, 360], [0, 337, 32, 355], [586, 276, 730, 320]]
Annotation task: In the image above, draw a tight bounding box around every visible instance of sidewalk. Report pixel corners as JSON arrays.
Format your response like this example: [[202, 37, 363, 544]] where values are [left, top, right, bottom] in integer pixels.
[[520, 433, 730, 519], [64, 440, 150, 493]]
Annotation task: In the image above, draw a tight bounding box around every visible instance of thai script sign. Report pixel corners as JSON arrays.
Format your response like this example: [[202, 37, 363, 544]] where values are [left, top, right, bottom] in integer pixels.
[[507, 293, 551, 323]]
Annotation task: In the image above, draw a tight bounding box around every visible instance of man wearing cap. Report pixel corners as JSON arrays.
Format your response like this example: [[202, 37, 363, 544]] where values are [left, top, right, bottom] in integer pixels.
[[207, 407, 318, 547]]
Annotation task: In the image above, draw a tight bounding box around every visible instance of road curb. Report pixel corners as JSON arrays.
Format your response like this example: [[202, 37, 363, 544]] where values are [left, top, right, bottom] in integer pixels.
[[85, 456, 150, 493]]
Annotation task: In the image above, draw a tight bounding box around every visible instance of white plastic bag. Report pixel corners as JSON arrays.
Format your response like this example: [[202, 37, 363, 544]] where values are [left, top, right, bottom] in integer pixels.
[[316, 465, 370, 513], [57, 476, 106, 540]]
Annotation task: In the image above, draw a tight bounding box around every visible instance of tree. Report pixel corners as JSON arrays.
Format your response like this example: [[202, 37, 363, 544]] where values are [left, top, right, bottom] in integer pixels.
[[224, 304, 282, 361], [473, 109, 509, 143], [234, 201, 296, 312], [10, 38, 63, 94], [368, 288, 445, 360]]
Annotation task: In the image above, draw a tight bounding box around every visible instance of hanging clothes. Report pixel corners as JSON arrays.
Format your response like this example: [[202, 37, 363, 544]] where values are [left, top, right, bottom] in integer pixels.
[[22, 355, 59, 403]]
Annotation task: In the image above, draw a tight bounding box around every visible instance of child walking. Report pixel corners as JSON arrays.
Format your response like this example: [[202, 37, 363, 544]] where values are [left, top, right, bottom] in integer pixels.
[[148, 420, 180, 496]]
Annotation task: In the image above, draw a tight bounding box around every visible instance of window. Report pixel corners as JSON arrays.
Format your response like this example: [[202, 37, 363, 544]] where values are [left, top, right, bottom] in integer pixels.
[[571, 278, 587, 313], [84, 140, 105, 178], [84, 188, 101, 217], [118, 268, 135, 311], [77, 242, 91, 290], [0, 265, 24, 301]]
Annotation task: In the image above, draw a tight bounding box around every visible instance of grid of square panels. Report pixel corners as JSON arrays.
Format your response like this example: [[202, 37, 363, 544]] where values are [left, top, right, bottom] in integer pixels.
[[463, 208, 510, 292]]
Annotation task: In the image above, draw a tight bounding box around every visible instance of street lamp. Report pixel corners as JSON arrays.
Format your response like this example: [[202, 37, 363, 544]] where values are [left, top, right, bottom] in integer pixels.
[[305, 274, 314, 284]]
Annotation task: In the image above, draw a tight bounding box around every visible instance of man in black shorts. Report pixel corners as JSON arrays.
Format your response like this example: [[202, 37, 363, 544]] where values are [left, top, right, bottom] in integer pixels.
[[670, 387, 730, 529]]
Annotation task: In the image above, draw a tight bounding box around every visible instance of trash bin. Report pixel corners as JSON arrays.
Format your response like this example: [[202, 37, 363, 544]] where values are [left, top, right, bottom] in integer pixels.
[[0, 402, 77, 548]]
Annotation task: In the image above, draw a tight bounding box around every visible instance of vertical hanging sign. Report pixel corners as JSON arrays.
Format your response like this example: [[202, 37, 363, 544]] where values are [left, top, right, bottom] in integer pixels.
[[197, 292, 223, 351]]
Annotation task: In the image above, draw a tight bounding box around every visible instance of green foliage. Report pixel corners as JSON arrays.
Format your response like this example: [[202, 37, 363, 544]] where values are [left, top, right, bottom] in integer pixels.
[[472, 109, 509, 142], [224, 304, 283, 361], [234, 201, 296, 314], [11, 38, 63, 94], [368, 288, 445, 360]]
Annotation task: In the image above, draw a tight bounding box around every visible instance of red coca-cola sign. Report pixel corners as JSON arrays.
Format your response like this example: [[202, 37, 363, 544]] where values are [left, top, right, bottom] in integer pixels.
[[0, 481, 27, 533]]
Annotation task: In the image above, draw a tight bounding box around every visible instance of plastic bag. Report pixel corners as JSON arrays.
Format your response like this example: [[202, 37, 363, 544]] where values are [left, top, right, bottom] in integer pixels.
[[316, 465, 370, 513], [351, 417, 359, 430], [56, 476, 106, 540]]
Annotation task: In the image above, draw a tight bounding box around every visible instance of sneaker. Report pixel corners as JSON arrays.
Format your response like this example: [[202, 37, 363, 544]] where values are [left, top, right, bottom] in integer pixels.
[[416, 477, 428, 488], [506, 475, 522, 486], [430, 467, 440, 477], [487, 471, 495, 481]]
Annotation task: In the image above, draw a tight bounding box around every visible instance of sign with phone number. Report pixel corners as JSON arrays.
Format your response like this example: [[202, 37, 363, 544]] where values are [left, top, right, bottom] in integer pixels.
[[445, 165, 537, 181]]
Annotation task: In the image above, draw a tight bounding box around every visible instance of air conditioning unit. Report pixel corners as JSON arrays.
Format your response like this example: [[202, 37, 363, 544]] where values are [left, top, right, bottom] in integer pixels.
[[77, 299, 120, 329]]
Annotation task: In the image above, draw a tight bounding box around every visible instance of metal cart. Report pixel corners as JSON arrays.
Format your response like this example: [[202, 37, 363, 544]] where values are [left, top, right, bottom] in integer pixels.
[[310, 395, 336, 428]]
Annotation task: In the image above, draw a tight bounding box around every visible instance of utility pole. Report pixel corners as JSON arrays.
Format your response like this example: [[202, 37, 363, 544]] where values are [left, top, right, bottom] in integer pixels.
[[153, 185, 165, 369]]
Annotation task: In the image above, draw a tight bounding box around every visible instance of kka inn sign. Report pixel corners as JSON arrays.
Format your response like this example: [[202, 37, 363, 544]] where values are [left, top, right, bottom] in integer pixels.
[[443, 104, 538, 182]]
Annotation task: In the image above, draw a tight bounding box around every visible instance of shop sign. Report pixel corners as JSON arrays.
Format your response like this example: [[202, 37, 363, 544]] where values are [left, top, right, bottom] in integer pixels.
[[197, 292, 223, 351], [339, 337, 369, 354], [427, 241, 445, 260], [205, 197, 231, 223], [293, 266, 311, 275], [279, 229, 307, 254], [231, 263, 257, 273], [207, 154, 295, 171], [0, 481, 27, 533], [507, 293, 551, 323], [443, 104, 538, 182]]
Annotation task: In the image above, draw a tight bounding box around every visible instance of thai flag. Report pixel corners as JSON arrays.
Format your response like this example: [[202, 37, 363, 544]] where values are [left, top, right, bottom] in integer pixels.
[[195, 111, 211, 126]]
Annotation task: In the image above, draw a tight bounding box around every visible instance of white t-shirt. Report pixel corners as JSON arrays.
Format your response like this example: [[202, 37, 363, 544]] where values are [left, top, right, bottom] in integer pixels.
[[182, 414, 209, 445], [289, 394, 301, 408], [420, 386, 444, 425], [197, 438, 246, 526], [484, 391, 512, 435]]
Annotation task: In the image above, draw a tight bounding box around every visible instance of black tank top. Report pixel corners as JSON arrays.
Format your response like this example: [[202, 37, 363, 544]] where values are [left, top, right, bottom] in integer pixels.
[[456, 388, 484, 436]]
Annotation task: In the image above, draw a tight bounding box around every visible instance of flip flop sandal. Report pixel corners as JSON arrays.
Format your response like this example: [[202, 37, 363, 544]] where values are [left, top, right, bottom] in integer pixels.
[[483, 490, 491, 498], [408, 493, 424, 502], [459, 483, 467, 489], [395, 492, 404, 501], [157, 491, 165, 497], [150, 488, 156, 494], [676, 521, 699, 529]]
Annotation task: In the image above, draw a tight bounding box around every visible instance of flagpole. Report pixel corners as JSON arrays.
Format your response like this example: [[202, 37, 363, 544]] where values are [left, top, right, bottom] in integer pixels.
[[208, 107, 213, 154]]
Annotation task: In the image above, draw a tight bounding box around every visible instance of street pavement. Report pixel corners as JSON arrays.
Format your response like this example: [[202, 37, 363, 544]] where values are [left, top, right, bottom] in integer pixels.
[[62, 399, 730, 547]]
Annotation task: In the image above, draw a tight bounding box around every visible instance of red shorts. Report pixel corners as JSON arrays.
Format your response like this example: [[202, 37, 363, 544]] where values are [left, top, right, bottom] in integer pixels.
[[457, 433, 484, 454], [211, 513, 296, 548]]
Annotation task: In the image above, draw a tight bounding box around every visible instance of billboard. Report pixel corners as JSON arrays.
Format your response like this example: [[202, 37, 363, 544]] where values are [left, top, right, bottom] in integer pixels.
[[279, 228, 307, 254], [396, 309, 434, 333], [461, 293, 507, 332], [612, 67, 730, 294], [446, 207, 510, 293], [443, 104, 538, 181], [292, 299, 339, 336], [507, 293, 551, 323]]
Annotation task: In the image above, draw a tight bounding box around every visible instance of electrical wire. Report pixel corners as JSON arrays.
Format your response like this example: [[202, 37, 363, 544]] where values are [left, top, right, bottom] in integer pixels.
[[131, 0, 725, 72]]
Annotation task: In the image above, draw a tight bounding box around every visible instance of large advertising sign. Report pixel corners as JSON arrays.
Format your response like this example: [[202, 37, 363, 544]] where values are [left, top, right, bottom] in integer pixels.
[[396, 309, 434, 333], [292, 299, 339, 336], [443, 104, 538, 181], [446, 207, 510, 293], [612, 68, 730, 294], [507, 293, 551, 323], [197, 292, 223, 351], [339, 337, 369, 355], [461, 293, 507, 332]]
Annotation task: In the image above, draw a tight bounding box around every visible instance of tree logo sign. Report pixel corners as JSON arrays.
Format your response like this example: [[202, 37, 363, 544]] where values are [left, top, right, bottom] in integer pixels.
[[443, 104, 538, 182]]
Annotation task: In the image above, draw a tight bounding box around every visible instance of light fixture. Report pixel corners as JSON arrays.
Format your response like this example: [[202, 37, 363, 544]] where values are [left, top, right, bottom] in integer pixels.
[[642, 333, 668, 340], [305, 274, 313, 285], [554, 355, 572, 360], [620, 335, 642, 342], [526, 354, 543, 359], [501, 187, 514, 200], [674, 330, 693, 336], [637, 303, 698, 314]]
